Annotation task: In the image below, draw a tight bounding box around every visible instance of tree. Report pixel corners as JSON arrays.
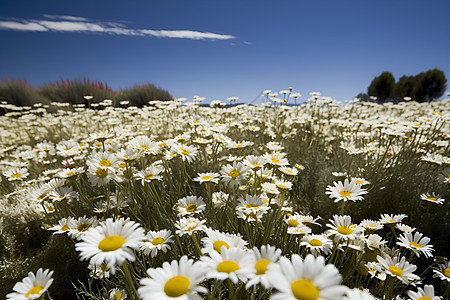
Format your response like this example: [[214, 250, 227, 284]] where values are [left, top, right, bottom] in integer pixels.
[[393, 75, 416, 102], [367, 72, 395, 103], [411, 69, 447, 102]]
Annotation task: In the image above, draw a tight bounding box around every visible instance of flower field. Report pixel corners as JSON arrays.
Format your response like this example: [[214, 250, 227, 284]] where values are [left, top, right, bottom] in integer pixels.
[[0, 94, 449, 299]]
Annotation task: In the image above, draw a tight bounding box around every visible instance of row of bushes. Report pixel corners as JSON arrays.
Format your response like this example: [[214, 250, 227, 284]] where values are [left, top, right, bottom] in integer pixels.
[[0, 78, 172, 107]]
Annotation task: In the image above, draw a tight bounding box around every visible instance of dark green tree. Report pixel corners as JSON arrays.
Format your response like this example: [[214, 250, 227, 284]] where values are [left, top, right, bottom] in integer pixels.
[[367, 72, 395, 103], [411, 69, 447, 102], [393, 75, 416, 102]]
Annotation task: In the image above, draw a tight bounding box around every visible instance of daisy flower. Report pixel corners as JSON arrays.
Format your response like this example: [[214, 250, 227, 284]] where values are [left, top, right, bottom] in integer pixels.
[[246, 245, 282, 289], [138, 256, 207, 300], [432, 260, 450, 282], [236, 194, 270, 216], [175, 196, 206, 216], [7, 268, 54, 300], [173, 143, 198, 163], [243, 155, 267, 169], [344, 288, 377, 300], [48, 186, 78, 202], [109, 287, 127, 300], [379, 213, 408, 224], [68, 216, 100, 240], [326, 215, 364, 242], [377, 254, 420, 284], [48, 217, 74, 235], [261, 182, 280, 195], [420, 193, 445, 205], [275, 178, 293, 190], [193, 172, 220, 184], [301, 234, 333, 255], [200, 247, 255, 284], [140, 229, 174, 257], [407, 285, 442, 300], [351, 177, 370, 185], [278, 166, 298, 176], [360, 219, 384, 232], [135, 165, 164, 185], [201, 228, 248, 255], [87, 151, 119, 171], [397, 232, 434, 258], [325, 179, 368, 202], [3, 167, 29, 181], [267, 254, 348, 300], [57, 167, 85, 179], [395, 223, 416, 233], [175, 217, 206, 236], [128, 137, 161, 155], [75, 218, 145, 272], [220, 161, 250, 187], [87, 165, 114, 187], [263, 152, 289, 167], [364, 234, 387, 251]]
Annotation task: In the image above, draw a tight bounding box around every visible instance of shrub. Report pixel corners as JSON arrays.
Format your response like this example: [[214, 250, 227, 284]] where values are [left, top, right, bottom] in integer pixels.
[[116, 83, 172, 107], [0, 78, 50, 106], [39, 78, 114, 105]]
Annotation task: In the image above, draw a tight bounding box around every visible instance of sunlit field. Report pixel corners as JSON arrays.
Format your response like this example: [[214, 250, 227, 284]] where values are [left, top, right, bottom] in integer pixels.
[[1, 94, 449, 299]]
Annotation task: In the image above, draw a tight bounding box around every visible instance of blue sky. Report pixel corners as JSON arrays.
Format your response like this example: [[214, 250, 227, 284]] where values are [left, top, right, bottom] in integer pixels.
[[1, 0, 449, 103]]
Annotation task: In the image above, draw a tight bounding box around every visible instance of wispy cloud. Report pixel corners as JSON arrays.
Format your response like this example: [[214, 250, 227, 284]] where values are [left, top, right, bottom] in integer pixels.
[[0, 15, 236, 40]]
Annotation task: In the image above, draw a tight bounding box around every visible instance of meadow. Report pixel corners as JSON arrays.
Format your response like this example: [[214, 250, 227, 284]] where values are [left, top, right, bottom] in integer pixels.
[[0, 93, 449, 299]]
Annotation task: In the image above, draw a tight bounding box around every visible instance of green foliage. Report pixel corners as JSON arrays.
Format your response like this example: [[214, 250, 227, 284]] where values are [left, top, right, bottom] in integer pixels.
[[367, 71, 396, 103], [0, 79, 49, 106], [412, 69, 447, 102], [116, 84, 172, 107], [39, 78, 114, 105], [365, 69, 447, 103]]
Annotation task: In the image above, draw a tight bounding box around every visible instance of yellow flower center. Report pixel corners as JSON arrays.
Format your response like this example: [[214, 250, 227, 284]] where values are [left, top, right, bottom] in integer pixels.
[[112, 292, 122, 299], [119, 162, 126, 168], [290, 279, 319, 300], [409, 242, 423, 248], [309, 239, 323, 246], [164, 276, 190, 297], [98, 235, 125, 251], [246, 203, 260, 209], [213, 240, 230, 253], [426, 197, 437, 202], [217, 261, 239, 273], [339, 191, 352, 198], [254, 259, 271, 275], [66, 171, 74, 176], [99, 159, 111, 167], [25, 286, 44, 298], [367, 224, 376, 228], [151, 237, 165, 245], [145, 175, 154, 180], [444, 268, 450, 278], [77, 223, 91, 232], [228, 169, 240, 179], [337, 226, 354, 235], [355, 180, 363, 184], [140, 145, 150, 150], [288, 219, 299, 227], [389, 265, 403, 276], [271, 159, 280, 164], [418, 297, 431, 300], [201, 175, 212, 181], [61, 225, 69, 231], [95, 168, 108, 178], [11, 173, 21, 178], [185, 204, 197, 212], [181, 149, 189, 155], [251, 163, 260, 167]]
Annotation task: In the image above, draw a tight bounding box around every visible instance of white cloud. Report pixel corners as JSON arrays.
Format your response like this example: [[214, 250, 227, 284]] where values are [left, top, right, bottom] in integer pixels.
[[0, 15, 236, 41], [0, 21, 47, 31]]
